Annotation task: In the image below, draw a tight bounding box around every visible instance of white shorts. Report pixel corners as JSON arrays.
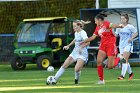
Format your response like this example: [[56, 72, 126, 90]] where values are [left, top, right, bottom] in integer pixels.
[[69, 54, 88, 63], [69, 48, 88, 63], [119, 45, 133, 55]]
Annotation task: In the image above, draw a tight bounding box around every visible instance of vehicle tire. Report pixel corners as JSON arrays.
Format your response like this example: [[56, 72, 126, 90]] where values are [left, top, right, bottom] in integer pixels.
[[37, 55, 52, 70], [11, 56, 26, 70]]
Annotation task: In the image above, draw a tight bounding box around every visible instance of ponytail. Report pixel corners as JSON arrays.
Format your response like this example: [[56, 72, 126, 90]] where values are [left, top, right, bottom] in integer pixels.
[[73, 20, 91, 28]]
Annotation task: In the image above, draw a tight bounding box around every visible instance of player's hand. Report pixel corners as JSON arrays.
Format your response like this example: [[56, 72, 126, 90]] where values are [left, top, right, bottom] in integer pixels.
[[119, 24, 124, 28], [63, 46, 69, 50]]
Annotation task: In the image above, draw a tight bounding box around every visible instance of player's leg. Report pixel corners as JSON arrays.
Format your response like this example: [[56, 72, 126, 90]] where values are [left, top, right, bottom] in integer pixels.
[[123, 51, 134, 80], [118, 52, 129, 79], [117, 48, 126, 80], [107, 44, 119, 68], [74, 58, 85, 84], [114, 56, 120, 68], [118, 46, 133, 80], [116, 53, 123, 68], [54, 56, 74, 81], [96, 50, 107, 84], [108, 56, 116, 69]]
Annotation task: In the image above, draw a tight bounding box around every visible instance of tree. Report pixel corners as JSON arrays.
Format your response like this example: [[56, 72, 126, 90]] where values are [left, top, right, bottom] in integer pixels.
[[0, 0, 107, 34]]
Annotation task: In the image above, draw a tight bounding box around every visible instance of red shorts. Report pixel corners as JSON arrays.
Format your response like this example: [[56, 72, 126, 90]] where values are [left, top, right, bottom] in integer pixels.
[[99, 43, 118, 56]]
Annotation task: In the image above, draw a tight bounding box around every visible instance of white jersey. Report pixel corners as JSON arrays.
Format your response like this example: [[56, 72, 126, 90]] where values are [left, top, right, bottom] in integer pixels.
[[70, 30, 88, 62], [74, 30, 88, 48], [115, 24, 137, 49]]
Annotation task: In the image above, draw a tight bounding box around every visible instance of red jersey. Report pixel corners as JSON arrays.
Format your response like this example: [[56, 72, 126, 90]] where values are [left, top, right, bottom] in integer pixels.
[[93, 20, 116, 45]]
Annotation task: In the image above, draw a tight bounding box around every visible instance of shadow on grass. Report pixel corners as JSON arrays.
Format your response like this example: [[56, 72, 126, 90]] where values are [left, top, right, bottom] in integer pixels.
[[0, 63, 39, 71]]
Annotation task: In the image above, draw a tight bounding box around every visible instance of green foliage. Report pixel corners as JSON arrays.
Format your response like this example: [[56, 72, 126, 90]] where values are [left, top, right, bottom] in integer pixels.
[[0, 0, 107, 34], [100, 0, 108, 8]]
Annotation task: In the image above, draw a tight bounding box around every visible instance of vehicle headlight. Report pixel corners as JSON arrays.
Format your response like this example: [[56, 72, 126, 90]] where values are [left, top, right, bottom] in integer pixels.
[[32, 51, 36, 53], [20, 51, 23, 54]]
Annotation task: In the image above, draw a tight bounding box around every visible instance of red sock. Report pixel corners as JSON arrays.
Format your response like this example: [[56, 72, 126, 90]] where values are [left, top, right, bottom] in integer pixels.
[[114, 57, 120, 67], [97, 66, 104, 80]]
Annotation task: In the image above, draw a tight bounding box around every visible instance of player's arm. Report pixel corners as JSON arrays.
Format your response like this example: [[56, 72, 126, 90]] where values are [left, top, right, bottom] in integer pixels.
[[109, 23, 123, 29], [81, 41, 90, 48], [128, 25, 138, 42], [128, 32, 138, 43], [109, 23, 123, 37], [67, 39, 75, 47], [63, 39, 75, 50], [79, 41, 90, 54], [80, 31, 91, 48], [83, 34, 97, 43]]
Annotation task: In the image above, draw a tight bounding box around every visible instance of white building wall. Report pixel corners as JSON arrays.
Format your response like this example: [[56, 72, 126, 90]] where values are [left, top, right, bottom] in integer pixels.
[[108, 0, 140, 8]]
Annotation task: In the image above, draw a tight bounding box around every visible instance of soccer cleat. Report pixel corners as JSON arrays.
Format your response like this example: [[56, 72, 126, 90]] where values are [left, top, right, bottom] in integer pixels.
[[129, 73, 134, 80], [75, 79, 79, 84], [96, 80, 105, 84], [117, 76, 124, 80]]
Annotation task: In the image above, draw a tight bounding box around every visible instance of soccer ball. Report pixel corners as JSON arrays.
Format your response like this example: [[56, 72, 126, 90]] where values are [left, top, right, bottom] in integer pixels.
[[47, 66, 54, 72], [46, 76, 56, 85]]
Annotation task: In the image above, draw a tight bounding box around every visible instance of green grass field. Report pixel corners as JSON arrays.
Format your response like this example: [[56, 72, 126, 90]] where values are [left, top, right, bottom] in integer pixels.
[[0, 64, 140, 93]]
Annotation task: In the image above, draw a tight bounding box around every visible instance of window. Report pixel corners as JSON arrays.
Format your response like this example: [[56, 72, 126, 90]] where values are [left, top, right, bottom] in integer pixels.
[[49, 23, 65, 35], [18, 22, 49, 42]]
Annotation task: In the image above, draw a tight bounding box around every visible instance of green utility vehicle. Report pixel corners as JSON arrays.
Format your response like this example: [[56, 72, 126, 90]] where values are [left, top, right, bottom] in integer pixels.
[[11, 17, 74, 70]]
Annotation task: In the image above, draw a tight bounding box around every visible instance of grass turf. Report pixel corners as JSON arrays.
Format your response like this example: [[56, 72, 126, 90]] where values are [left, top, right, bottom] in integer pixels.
[[0, 64, 140, 93]]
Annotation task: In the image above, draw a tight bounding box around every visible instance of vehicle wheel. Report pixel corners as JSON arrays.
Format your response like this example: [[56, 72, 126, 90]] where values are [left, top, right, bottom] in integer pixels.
[[11, 56, 26, 70], [37, 55, 52, 70]]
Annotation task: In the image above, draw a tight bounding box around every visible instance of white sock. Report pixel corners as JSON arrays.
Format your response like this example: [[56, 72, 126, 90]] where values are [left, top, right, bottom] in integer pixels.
[[75, 71, 81, 80], [121, 63, 128, 77], [127, 63, 132, 74], [54, 67, 65, 81]]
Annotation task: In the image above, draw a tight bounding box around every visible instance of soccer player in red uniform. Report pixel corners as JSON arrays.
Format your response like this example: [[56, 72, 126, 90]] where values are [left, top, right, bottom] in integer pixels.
[[81, 14, 122, 84]]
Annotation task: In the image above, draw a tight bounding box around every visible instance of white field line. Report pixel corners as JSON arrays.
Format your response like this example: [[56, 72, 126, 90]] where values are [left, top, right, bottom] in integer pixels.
[[0, 86, 90, 91]]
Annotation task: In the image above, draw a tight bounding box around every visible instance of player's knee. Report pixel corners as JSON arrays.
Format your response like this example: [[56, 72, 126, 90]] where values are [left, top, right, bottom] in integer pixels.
[[75, 68, 80, 72]]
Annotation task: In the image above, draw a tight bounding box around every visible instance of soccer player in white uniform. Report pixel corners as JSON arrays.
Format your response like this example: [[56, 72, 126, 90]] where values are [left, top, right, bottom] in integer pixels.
[[54, 20, 90, 84], [115, 14, 138, 80]]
